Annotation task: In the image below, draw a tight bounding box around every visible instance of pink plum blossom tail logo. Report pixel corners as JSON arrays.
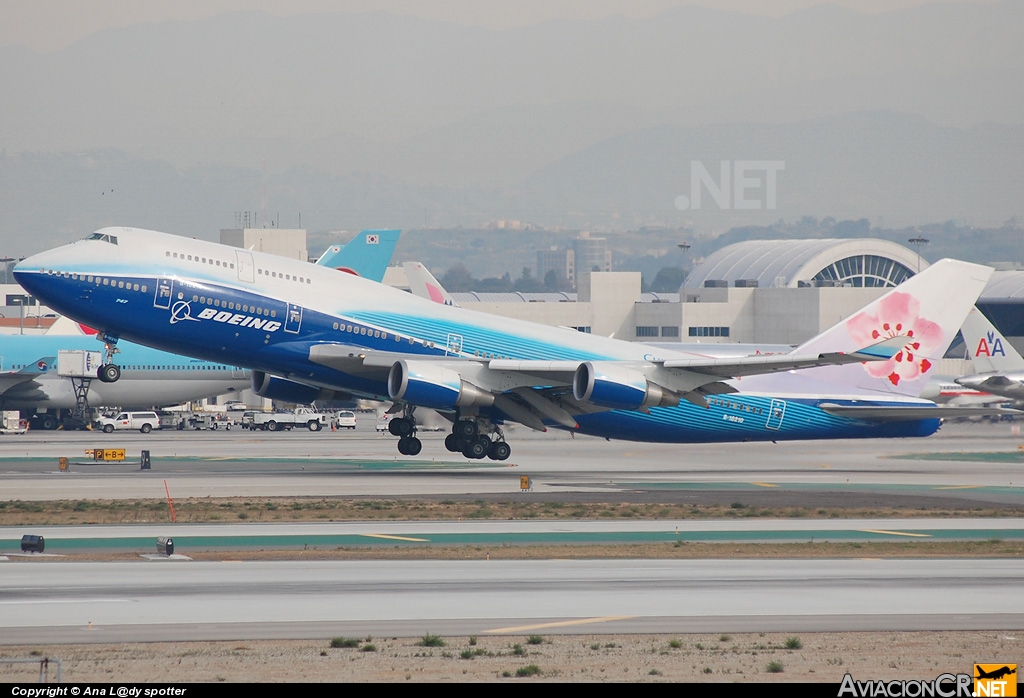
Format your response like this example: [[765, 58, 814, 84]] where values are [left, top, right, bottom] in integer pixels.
[[846, 291, 943, 386]]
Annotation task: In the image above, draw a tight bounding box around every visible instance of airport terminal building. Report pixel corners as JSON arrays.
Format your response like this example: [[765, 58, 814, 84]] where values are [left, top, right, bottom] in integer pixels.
[[454, 238, 931, 346], [448, 237, 1024, 377]]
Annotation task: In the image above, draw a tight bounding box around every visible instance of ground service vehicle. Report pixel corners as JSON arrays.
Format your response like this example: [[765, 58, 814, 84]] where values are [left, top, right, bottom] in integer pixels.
[[252, 407, 328, 432], [95, 411, 160, 433], [334, 410, 357, 429]]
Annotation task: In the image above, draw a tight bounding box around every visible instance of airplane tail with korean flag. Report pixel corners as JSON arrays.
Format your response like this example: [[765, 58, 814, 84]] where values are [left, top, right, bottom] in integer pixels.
[[314, 229, 400, 282]]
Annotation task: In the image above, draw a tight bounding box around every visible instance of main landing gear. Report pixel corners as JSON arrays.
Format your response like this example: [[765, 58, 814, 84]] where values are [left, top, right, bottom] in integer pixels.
[[97, 334, 121, 384], [444, 419, 511, 461], [387, 412, 512, 460]]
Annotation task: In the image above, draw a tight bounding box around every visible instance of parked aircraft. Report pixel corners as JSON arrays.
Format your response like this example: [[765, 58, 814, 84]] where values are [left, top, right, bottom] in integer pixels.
[[316, 230, 401, 280], [955, 308, 1024, 403], [1, 229, 399, 428], [0, 337, 250, 429], [15, 228, 993, 457]]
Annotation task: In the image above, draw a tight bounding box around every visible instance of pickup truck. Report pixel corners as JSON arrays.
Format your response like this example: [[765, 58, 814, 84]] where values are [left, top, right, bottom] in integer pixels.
[[251, 408, 329, 432]]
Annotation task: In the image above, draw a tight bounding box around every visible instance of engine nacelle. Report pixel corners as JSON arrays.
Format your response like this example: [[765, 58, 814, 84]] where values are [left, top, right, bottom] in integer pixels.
[[388, 360, 494, 410], [572, 362, 679, 410], [251, 371, 340, 404]]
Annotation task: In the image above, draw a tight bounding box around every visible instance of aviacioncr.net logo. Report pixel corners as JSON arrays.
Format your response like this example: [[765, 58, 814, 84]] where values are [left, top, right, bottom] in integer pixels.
[[838, 673, 973, 697]]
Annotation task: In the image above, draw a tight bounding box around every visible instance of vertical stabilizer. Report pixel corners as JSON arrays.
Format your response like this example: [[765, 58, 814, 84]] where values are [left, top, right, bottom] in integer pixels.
[[315, 229, 400, 283], [790, 259, 993, 398], [960, 307, 1024, 374], [404, 261, 458, 307]]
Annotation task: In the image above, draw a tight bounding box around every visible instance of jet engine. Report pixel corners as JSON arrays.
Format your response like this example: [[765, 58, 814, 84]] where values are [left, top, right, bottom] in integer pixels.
[[388, 360, 494, 410], [572, 362, 679, 410], [251, 371, 340, 404]]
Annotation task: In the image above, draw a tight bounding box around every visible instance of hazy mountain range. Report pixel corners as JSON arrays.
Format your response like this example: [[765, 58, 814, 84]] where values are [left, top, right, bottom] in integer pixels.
[[1, 2, 1021, 256]]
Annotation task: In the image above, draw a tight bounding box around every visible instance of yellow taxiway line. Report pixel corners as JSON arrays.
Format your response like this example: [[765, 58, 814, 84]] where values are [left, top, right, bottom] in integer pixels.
[[860, 529, 931, 538], [485, 616, 636, 634]]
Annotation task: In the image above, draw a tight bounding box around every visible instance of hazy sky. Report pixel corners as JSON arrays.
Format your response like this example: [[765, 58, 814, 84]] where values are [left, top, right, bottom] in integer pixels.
[[1, 0, 1017, 249], [0, 0, 999, 50]]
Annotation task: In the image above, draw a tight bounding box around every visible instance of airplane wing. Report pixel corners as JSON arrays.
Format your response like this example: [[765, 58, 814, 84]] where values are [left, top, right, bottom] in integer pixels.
[[306, 336, 907, 428], [0, 356, 55, 394]]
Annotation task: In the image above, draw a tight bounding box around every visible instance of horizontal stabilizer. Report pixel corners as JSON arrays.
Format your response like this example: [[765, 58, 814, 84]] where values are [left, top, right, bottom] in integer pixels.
[[819, 403, 1021, 421]]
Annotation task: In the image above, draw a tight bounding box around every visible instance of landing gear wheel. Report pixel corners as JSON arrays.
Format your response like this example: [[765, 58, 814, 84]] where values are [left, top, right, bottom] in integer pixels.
[[40, 414, 58, 431], [454, 420, 478, 439], [488, 442, 511, 461], [444, 434, 462, 452], [398, 436, 422, 456], [389, 417, 414, 437], [97, 364, 121, 383], [308, 421, 322, 432], [463, 437, 489, 460]]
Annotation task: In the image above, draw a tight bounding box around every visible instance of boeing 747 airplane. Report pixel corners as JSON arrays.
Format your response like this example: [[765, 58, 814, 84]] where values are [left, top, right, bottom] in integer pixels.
[[15, 227, 994, 458]]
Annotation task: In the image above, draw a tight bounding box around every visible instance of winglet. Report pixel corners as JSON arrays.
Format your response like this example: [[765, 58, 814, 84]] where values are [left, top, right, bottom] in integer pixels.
[[21, 356, 57, 374]]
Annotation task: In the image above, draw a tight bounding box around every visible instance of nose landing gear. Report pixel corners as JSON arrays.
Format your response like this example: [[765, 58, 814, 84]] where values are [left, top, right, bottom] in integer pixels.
[[97, 334, 122, 384], [389, 412, 422, 456]]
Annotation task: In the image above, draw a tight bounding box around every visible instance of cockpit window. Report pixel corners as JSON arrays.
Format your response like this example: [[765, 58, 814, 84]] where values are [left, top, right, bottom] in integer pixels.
[[85, 233, 118, 245]]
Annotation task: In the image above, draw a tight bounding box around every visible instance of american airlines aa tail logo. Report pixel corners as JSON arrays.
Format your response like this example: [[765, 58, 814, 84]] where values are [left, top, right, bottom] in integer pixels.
[[974, 665, 1017, 697], [975, 332, 1006, 358]]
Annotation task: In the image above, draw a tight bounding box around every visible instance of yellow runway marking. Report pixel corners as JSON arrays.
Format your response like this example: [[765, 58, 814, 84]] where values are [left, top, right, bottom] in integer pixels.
[[360, 533, 429, 542], [860, 529, 931, 538], [485, 616, 635, 634], [750, 481, 778, 488], [935, 485, 982, 490]]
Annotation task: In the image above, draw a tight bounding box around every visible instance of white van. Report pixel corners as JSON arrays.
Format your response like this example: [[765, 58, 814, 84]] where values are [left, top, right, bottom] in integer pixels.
[[95, 411, 160, 433]]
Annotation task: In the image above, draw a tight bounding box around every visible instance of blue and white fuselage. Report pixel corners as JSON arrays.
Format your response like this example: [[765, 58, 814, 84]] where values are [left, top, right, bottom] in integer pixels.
[[14, 228, 995, 451]]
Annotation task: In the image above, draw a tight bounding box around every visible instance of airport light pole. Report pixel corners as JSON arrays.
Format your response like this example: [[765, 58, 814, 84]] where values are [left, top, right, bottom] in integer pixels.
[[908, 236, 929, 274], [677, 242, 691, 279]]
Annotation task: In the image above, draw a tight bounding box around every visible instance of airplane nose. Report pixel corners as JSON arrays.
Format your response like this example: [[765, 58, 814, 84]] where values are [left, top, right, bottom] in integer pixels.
[[13, 249, 65, 302]]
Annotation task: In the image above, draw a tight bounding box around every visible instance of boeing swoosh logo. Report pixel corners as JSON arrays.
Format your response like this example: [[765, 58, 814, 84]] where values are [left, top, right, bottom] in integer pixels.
[[170, 300, 200, 324]]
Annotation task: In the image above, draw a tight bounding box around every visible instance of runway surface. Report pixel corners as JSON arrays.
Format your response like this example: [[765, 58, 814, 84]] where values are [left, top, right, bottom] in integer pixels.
[[2, 558, 1023, 644], [2, 420, 1023, 644], [3, 519, 1024, 554], [1, 421, 1023, 505]]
